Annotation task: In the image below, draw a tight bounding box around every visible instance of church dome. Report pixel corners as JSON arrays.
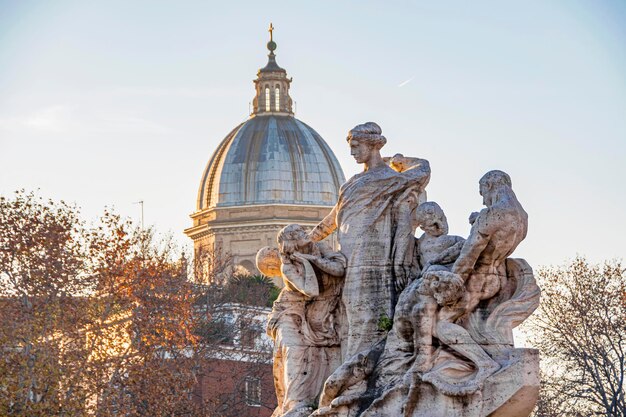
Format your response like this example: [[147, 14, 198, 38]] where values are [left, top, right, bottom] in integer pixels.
[[197, 115, 345, 210], [195, 26, 345, 211]]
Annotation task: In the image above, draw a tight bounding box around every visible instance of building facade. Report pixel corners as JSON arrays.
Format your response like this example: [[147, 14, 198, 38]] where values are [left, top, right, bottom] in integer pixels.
[[192, 303, 275, 417], [184, 28, 345, 276]]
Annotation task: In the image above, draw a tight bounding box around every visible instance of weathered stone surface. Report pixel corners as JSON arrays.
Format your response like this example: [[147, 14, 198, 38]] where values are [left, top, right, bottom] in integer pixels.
[[482, 349, 539, 417], [257, 226, 346, 417], [258, 122, 540, 417], [308, 122, 430, 360]]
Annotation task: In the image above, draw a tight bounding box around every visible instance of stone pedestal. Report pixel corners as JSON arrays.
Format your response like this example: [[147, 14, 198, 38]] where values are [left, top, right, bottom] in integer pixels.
[[315, 349, 539, 417], [482, 349, 539, 417]]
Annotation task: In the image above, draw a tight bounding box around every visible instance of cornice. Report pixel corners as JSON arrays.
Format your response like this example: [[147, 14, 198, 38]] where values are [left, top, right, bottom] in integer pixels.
[[189, 203, 333, 219], [184, 220, 320, 240]]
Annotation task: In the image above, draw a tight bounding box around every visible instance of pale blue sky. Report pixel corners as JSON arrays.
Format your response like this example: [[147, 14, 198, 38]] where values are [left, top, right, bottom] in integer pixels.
[[1, 0, 625, 268]]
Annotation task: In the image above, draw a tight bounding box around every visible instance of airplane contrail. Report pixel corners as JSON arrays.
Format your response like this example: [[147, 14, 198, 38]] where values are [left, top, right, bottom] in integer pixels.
[[397, 77, 414, 87]]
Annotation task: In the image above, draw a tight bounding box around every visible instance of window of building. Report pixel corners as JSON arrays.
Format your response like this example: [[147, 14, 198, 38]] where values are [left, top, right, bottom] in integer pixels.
[[239, 319, 259, 349], [245, 376, 261, 406], [195, 319, 235, 346], [275, 86, 280, 111], [265, 87, 270, 111]]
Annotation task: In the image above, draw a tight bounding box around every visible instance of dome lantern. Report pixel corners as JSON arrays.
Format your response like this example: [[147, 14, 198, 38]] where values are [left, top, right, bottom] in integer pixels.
[[252, 23, 293, 115]]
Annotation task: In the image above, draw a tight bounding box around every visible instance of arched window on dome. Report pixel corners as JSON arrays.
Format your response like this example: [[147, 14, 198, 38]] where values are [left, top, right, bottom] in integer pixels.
[[275, 86, 280, 111], [265, 87, 270, 111]]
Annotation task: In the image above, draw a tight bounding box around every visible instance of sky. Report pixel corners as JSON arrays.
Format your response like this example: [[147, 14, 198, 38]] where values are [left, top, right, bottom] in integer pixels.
[[1, 0, 625, 269]]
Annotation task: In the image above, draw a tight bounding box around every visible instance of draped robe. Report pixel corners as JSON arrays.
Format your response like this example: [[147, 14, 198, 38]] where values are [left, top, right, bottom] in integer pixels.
[[312, 162, 430, 359]]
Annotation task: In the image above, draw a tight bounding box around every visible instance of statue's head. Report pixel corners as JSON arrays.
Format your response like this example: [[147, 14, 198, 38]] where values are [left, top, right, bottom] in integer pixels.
[[255, 246, 281, 278], [479, 170, 512, 206], [277, 224, 309, 255], [415, 202, 449, 237], [347, 122, 386, 164], [421, 270, 464, 306]]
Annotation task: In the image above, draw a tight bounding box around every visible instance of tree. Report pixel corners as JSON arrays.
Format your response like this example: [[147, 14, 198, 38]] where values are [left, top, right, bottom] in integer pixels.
[[0, 190, 203, 416], [0, 191, 98, 415], [528, 257, 625, 416], [90, 214, 202, 416], [1, 190, 278, 416]]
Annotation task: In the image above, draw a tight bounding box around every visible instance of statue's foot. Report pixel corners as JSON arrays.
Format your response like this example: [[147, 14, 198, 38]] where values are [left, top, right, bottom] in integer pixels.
[[422, 371, 481, 396], [330, 392, 363, 408], [283, 406, 315, 417], [310, 406, 333, 417], [422, 359, 501, 397]]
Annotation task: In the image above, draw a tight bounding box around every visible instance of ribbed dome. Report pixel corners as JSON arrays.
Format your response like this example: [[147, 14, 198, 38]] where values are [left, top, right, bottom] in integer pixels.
[[196, 115, 345, 210]]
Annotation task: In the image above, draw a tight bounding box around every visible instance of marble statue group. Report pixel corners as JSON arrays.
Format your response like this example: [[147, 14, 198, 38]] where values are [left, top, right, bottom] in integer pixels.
[[256, 122, 541, 417]]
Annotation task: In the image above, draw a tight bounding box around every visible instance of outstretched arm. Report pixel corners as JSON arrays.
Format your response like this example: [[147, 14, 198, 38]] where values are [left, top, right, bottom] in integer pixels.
[[309, 205, 338, 242]]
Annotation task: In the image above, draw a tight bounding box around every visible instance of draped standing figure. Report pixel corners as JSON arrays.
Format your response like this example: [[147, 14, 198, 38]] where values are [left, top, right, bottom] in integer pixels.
[[309, 122, 430, 360]]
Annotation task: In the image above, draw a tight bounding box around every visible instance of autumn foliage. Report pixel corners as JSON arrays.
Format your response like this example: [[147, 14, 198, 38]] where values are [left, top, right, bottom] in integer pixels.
[[0, 191, 275, 416]]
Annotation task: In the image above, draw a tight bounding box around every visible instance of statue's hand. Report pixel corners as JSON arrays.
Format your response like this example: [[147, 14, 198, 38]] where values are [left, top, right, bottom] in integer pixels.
[[388, 153, 408, 172], [291, 252, 317, 262], [468, 211, 480, 225]]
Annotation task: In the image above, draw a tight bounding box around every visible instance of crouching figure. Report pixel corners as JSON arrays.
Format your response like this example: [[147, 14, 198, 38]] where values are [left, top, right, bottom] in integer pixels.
[[256, 224, 347, 417]]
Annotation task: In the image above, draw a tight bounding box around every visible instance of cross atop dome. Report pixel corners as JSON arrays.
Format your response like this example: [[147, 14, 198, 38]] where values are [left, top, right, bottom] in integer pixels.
[[252, 23, 293, 116], [267, 23, 276, 52]]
